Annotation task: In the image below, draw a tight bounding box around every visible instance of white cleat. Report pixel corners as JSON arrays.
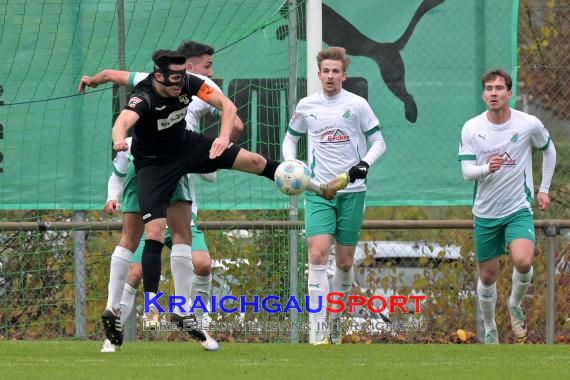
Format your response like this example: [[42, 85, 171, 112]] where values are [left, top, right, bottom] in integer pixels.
[[484, 329, 499, 344], [312, 331, 331, 346], [330, 325, 342, 345], [508, 304, 528, 343], [100, 338, 117, 353], [200, 330, 220, 352]]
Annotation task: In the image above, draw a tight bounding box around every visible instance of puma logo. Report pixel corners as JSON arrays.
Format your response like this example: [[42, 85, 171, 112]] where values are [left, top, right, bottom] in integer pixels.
[[277, 0, 445, 123]]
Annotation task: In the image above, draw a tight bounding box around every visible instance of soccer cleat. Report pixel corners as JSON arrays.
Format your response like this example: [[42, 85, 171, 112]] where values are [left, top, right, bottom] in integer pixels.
[[100, 338, 117, 353], [142, 305, 160, 330], [200, 330, 220, 352], [312, 331, 331, 346], [170, 313, 207, 343], [320, 173, 349, 200], [508, 304, 528, 342], [484, 329, 499, 344], [330, 326, 342, 345], [101, 309, 123, 346]]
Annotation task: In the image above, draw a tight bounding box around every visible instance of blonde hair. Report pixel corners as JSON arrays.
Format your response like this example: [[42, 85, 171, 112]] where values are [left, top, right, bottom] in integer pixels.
[[317, 47, 350, 72]]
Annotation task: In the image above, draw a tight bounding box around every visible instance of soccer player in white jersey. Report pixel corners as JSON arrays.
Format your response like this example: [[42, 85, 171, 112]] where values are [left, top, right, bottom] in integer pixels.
[[458, 69, 556, 344], [80, 41, 242, 352], [282, 47, 386, 345]]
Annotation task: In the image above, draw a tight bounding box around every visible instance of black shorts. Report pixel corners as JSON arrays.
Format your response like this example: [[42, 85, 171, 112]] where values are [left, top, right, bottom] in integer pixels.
[[135, 130, 241, 222]]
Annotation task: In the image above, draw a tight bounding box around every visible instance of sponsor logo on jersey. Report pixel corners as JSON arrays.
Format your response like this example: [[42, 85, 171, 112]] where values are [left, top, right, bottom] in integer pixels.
[[157, 107, 188, 131], [129, 97, 142, 109], [155, 105, 166, 111], [320, 129, 350, 143], [488, 152, 516, 166], [178, 95, 190, 105], [500, 152, 516, 165]]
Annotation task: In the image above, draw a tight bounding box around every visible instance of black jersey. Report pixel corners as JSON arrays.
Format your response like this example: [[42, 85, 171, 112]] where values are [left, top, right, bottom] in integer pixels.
[[125, 73, 205, 161]]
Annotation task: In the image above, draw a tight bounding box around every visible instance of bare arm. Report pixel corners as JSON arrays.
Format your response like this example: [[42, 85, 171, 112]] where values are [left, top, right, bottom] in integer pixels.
[[78, 69, 131, 93], [214, 110, 244, 143], [230, 114, 244, 143], [199, 89, 237, 158], [112, 110, 139, 151]]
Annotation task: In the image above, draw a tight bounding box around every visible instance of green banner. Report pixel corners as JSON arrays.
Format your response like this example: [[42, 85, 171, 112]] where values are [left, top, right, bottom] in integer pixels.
[[0, 0, 517, 210]]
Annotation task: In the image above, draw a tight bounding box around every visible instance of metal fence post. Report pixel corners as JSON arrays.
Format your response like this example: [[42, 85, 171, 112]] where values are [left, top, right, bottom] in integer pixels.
[[73, 211, 87, 338], [475, 266, 483, 343], [115, 0, 137, 342], [543, 222, 559, 344], [287, 0, 300, 344]]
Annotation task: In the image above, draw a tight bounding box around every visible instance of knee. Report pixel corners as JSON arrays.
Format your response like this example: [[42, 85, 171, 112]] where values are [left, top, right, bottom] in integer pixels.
[[479, 271, 497, 286], [309, 249, 328, 265], [193, 254, 212, 276], [513, 258, 533, 274], [145, 226, 165, 242], [251, 154, 267, 173], [335, 260, 353, 272]]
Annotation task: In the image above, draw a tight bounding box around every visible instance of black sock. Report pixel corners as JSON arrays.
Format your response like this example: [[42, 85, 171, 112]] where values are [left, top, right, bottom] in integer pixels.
[[259, 158, 280, 181], [141, 239, 164, 294]]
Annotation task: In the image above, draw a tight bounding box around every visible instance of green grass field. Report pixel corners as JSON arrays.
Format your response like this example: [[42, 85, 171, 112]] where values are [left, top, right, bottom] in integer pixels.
[[2, 341, 570, 379]]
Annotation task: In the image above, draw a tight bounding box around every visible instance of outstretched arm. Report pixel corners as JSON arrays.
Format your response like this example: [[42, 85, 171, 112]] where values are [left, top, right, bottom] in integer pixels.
[[78, 69, 131, 93]]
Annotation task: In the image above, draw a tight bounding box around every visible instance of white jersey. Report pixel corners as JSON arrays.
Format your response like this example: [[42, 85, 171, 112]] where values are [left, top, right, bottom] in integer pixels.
[[288, 89, 380, 192], [458, 108, 551, 218]]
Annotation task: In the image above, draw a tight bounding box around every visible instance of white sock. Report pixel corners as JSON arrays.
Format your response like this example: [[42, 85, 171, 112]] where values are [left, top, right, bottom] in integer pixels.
[[477, 279, 497, 332], [308, 264, 329, 333], [119, 283, 137, 323], [191, 274, 212, 326], [330, 265, 353, 322], [307, 179, 323, 195], [170, 244, 193, 316], [509, 266, 533, 308], [106, 246, 133, 312]]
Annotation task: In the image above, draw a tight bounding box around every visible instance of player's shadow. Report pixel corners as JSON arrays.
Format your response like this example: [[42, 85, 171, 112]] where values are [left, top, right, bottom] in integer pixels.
[[276, 0, 445, 123]]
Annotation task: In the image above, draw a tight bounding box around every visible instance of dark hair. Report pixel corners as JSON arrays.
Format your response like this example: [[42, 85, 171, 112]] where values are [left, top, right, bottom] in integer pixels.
[[481, 69, 512, 90], [152, 49, 186, 71], [317, 47, 350, 72], [176, 41, 215, 59]]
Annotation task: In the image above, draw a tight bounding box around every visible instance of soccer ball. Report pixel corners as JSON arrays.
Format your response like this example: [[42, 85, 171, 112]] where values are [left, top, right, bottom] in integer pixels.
[[274, 160, 311, 195]]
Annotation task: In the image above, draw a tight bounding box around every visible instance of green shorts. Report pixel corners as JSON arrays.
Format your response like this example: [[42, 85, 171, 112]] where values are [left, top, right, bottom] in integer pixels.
[[304, 191, 366, 246], [473, 208, 535, 263], [121, 162, 192, 213], [130, 215, 209, 263]]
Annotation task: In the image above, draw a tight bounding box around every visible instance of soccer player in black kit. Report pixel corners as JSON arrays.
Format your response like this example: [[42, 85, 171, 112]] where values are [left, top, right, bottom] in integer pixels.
[[111, 49, 348, 326]]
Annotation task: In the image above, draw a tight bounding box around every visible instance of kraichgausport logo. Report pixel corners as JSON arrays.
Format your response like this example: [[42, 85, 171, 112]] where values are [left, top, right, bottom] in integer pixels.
[[144, 292, 425, 315]]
